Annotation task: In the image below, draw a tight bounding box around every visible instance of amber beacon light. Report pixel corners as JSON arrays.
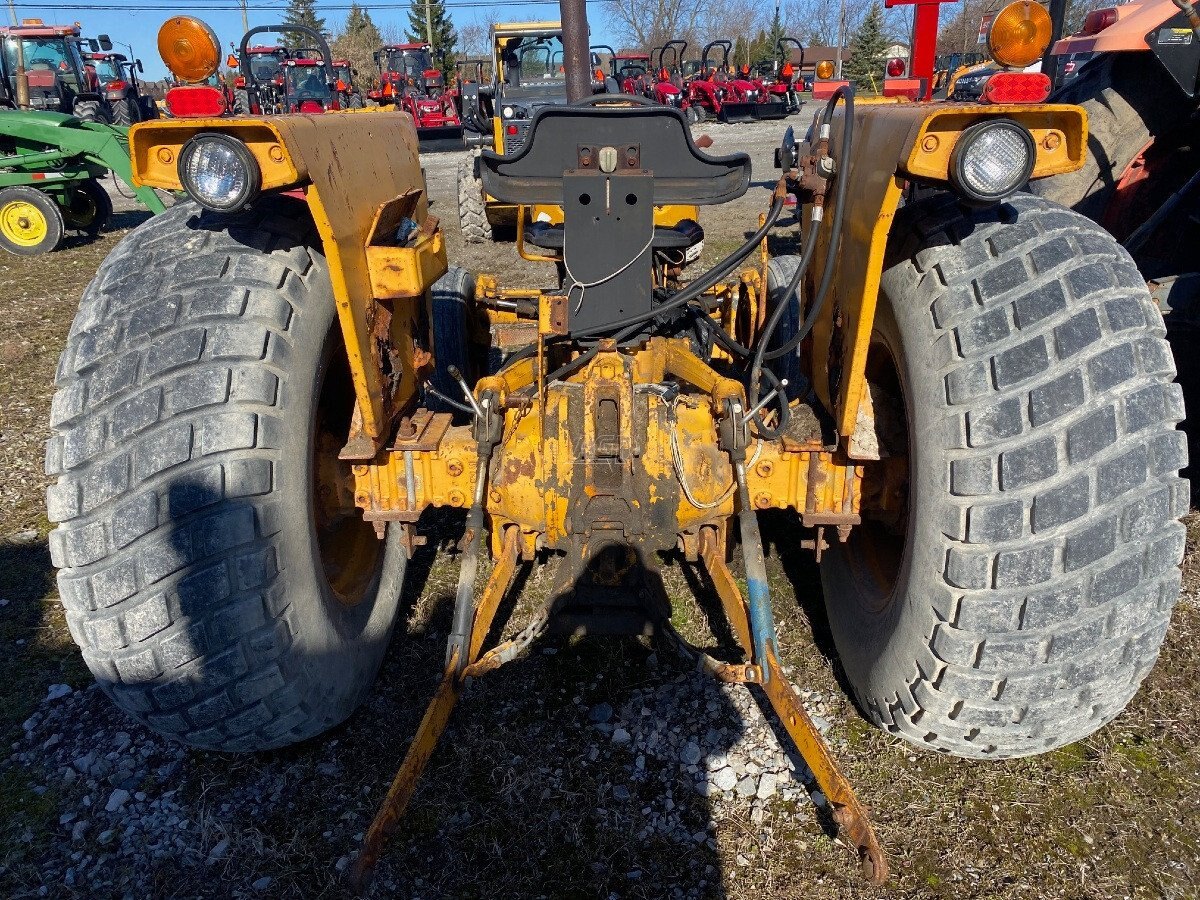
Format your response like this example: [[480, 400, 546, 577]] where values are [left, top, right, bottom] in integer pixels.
[[158, 16, 222, 84], [987, 1, 1053, 69]]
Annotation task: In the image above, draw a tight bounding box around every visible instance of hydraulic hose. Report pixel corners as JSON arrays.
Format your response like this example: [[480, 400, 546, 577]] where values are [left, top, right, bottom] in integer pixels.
[[748, 84, 855, 438]]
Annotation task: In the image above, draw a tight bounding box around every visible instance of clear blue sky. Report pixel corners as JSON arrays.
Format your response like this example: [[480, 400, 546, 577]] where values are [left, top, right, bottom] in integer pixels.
[[5, 1, 620, 80]]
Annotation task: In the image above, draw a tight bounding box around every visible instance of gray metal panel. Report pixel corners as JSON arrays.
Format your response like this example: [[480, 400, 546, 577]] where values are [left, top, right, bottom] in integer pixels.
[[562, 170, 654, 333], [480, 105, 750, 206]]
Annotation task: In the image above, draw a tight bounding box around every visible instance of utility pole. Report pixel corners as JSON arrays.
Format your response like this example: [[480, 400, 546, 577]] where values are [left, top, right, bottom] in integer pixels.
[[425, 0, 434, 49], [6, 0, 17, 27], [240, 0, 248, 36], [835, 0, 847, 78]]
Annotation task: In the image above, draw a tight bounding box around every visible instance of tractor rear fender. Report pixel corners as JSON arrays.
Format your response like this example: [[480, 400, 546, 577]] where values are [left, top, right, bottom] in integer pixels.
[[1052, 0, 1176, 54], [129, 113, 447, 459], [807, 102, 1087, 453]]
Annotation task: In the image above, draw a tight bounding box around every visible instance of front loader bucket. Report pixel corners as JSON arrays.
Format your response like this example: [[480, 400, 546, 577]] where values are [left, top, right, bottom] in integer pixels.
[[718, 101, 757, 124], [752, 100, 789, 120]]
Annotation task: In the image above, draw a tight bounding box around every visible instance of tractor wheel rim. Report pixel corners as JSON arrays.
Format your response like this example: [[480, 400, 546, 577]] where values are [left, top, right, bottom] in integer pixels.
[[64, 191, 97, 228], [845, 336, 911, 613], [1, 200, 48, 247], [312, 332, 384, 607]]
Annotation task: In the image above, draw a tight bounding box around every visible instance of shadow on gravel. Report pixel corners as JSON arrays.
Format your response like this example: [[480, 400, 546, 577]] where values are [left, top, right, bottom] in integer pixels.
[[354, 544, 740, 898]]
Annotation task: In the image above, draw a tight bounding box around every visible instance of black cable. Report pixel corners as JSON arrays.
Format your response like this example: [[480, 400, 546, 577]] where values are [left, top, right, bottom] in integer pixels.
[[545, 322, 644, 382], [574, 195, 787, 338], [763, 86, 855, 364], [748, 85, 855, 438]]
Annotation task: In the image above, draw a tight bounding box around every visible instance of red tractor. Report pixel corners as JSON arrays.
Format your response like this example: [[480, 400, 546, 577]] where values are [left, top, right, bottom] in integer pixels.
[[687, 41, 763, 122], [647, 41, 694, 120], [332, 58, 365, 108], [763, 37, 803, 114], [0, 20, 111, 121], [611, 51, 652, 94], [371, 43, 461, 133], [229, 42, 288, 115], [82, 49, 159, 125]]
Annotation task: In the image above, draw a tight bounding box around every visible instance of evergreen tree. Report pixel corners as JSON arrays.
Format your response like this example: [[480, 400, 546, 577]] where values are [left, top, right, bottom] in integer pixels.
[[844, 1, 888, 89], [406, 0, 458, 75], [332, 4, 383, 78], [282, 0, 328, 41], [754, 12, 786, 67]]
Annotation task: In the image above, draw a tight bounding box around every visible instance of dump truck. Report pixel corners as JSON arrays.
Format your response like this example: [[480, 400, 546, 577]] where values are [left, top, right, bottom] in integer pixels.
[[44, 0, 1187, 885]]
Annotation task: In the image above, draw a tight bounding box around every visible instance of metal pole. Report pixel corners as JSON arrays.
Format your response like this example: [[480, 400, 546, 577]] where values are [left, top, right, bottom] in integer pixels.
[[13, 33, 28, 109], [835, 0, 846, 78], [1042, 0, 1068, 90], [425, 0, 434, 49], [240, 0, 248, 36], [5, 1, 15, 27], [560, 0, 590, 103]]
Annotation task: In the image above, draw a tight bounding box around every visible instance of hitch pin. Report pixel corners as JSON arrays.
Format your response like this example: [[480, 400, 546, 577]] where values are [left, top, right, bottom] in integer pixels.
[[741, 379, 788, 428], [447, 365, 484, 419]]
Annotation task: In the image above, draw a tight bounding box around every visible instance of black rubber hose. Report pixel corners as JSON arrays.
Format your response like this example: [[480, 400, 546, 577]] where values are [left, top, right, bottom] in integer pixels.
[[748, 85, 855, 438], [762, 86, 855, 364]]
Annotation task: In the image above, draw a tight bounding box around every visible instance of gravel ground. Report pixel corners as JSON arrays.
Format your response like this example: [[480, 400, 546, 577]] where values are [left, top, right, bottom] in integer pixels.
[[1, 119, 1199, 899]]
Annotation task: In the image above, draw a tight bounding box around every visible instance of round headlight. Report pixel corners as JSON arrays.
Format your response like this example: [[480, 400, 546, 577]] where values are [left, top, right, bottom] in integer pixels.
[[949, 119, 1035, 205], [178, 134, 261, 213], [502, 105, 514, 118]]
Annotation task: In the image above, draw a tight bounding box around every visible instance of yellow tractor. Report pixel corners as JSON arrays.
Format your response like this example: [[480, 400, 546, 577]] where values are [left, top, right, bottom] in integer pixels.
[[45, 0, 1186, 884]]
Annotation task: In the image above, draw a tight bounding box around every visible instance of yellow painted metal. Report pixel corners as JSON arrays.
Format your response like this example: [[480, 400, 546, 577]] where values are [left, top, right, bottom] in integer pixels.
[[806, 102, 1087, 445], [132, 113, 433, 456], [905, 105, 1086, 180], [128, 119, 300, 192], [364, 192, 448, 301], [352, 337, 861, 549]]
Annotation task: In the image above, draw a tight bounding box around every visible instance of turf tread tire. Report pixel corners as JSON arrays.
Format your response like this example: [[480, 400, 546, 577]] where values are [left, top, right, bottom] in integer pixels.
[[821, 192, 1187, 759], [45, 199, 408, 752]]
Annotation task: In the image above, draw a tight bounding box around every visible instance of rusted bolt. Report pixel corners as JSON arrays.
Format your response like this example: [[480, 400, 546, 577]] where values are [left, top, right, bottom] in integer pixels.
[[156, 147, 174, 164], [755, 493, 772, 509], [756, 460, 773, 477], [352, 464, 368, 476], [268, 144, 285, 162], [447, 459, 463, 476], [921, 134, 939, 153], [355, 492, 370, 505], [489, 489, 503, 504], [448, 490, 465, 507], [1042, 131, 1062, 151], [398, 417, 417, 438]]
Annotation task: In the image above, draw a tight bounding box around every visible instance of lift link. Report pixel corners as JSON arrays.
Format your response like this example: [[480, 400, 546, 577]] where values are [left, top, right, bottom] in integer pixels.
[[697, 528, 888, 886], [352, 526, 522, 889]]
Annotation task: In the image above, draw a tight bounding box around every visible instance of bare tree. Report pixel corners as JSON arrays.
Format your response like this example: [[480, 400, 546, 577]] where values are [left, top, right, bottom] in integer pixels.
[[606, 0, 704, 52]]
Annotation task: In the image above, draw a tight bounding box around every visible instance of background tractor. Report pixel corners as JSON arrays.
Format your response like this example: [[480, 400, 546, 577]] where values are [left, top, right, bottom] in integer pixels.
[[83, 50, 159, 125], [0, 109, 164, 254], [0, 20, 112, 122], [43, 1, 1188, 887], [332, 58, 365, 108], [370, 43, 462, 132]]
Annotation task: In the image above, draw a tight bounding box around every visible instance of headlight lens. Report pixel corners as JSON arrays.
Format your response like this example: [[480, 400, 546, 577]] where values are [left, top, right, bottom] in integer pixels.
[[178, 133, 261, 213], [502, 105, 514, 118], [949, 119, 1035, 205]]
